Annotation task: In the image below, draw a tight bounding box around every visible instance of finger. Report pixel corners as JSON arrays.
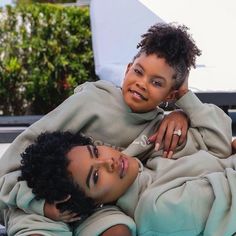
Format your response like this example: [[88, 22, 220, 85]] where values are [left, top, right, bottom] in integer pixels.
[[163, 150, 168, 158], [179, 125, 187, 145], [59, 212, 79, 220], [155, 123, 168, 151], [64, 215, 82, 223], [61, 213, 81, 222], [168, 137, 179, 156], [55, 195, 71, 204], [167, 135, 179, 158], [59, 210, 75, 217], [163, 121, 176, 153], [148, 133, 157, 143]]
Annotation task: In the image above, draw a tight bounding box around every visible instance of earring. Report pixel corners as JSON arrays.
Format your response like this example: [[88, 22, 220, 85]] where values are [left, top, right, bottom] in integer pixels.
[[96, 203, 103, 209], [160, 101, 168, 108]]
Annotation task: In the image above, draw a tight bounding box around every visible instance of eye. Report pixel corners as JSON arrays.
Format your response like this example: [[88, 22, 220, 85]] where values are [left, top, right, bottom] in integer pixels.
[[134, 68, 142, 76], [151, 79, 162, 87], [93, 146, 99, 158], [93, 170, 99, 184]]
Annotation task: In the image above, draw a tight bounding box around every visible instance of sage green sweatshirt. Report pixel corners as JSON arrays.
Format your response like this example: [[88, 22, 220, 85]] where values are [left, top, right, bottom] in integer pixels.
[[0, 80, 232, 235], [116, 151, 236, 236], [0, 80, 162, 234]]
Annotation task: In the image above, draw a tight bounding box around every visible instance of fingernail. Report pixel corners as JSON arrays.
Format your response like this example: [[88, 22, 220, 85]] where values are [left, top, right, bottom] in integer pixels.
[[167, 151, 173, 159], [146, 139, 151, 145], [155, 143, 160, 151], [163, 151, 167, 158]]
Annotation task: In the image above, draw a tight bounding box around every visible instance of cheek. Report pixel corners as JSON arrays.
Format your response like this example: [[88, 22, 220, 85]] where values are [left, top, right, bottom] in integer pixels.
[[96, 184, 112, 197], [123, 73, 135, 85]]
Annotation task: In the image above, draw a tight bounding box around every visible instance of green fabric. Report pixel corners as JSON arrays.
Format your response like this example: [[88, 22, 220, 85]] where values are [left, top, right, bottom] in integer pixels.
[[0, 81, 232, 235], [117, 151, 236, 236], [0, 80, 163, 235], [116, 92, 233, 236]]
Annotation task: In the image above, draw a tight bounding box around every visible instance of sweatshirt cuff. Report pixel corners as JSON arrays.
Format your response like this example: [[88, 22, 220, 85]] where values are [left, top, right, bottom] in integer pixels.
[[175, 90, 203, 119]]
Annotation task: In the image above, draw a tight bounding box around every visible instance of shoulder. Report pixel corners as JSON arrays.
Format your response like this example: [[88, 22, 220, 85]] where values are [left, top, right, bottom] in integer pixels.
[[74, 80, 119, 94]]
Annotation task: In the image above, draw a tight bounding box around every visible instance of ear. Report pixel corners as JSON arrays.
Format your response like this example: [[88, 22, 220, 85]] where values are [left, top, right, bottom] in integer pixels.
[[165, 90, 178, 102], [125, 63, 132, 75]]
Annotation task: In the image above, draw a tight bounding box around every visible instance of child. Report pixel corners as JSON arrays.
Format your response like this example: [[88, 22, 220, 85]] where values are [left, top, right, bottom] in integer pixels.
[[0, 23, 231, 235], [19, 127, 235, 236]]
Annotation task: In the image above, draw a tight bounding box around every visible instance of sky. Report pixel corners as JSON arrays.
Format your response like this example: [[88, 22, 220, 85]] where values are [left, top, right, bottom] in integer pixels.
[[140, 0, 236, 91], [0, 0, 14, 7]]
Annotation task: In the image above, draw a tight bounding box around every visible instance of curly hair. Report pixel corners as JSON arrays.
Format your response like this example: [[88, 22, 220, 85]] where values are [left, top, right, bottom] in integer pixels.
[[135, 23, 201, 89], [18, 131, 97, 217]]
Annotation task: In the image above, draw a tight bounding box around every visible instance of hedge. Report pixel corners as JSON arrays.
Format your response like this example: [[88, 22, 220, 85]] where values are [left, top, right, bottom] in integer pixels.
[[0, 4, 97, 115]]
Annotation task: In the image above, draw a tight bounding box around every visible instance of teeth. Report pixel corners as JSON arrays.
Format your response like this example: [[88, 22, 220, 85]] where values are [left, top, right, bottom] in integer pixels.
[[130, 90, 147, 101]]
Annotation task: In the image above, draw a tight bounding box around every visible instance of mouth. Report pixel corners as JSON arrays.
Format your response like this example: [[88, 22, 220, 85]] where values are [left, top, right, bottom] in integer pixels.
[[128, 89, 148, 101], [119, 155, 128, 179]]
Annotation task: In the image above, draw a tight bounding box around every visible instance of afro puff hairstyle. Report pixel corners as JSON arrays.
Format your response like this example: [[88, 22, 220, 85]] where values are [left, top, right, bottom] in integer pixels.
[[18, 131, 97, 217], [135, 23, 201, 89]]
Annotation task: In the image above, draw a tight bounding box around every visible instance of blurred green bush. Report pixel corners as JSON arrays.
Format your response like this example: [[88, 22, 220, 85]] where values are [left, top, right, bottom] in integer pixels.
[[0, 4, 97, 115]]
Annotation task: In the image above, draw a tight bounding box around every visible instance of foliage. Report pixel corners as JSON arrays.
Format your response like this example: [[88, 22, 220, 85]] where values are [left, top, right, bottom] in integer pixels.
[[15, 0, 76, 4], [0, 4, 96, 115]]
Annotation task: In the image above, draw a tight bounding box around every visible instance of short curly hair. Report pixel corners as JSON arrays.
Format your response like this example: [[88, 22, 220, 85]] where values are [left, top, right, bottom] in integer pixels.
[[135, 23, 201, 89], [18, 131, 97, 217]]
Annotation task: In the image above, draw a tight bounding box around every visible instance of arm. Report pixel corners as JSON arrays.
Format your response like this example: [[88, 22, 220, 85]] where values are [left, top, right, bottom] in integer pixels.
[[148, 75, 232, 159], [0, 83, 94, 214], [43, 200, 133, 236], [0, 172, 44, 215], [139, 154, 236, 236], [101, 224, 132, 236], [0, 82, 93, 177], [74, 206, 136, 236], [45, 204, 132, 236], [174, 76, 232, 157], [175, 90, 232, 158]]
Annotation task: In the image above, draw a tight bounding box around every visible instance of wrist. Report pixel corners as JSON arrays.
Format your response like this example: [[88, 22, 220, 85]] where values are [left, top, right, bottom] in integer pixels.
[[176, 89, 189, 100]]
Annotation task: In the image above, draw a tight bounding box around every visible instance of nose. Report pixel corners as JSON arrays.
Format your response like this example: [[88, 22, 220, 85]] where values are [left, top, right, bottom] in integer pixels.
[[95, 158, 115, 172], [136, 78, 147, 91]]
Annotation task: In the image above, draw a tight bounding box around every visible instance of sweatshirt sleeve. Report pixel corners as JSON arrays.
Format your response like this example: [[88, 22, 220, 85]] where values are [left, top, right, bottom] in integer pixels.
[[0, 171, 44, 215], [0, 82, 93, 176], [0, 83, 94, 214], [74, 205, 136, 236], [175, 91, 232, 158]]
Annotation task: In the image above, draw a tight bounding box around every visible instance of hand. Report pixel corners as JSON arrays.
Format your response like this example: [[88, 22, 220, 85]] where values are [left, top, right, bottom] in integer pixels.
[[44, 196, 81, 223], [175, 73, 189, 100], [148, 110, 189, 158], [232, 139, 236, 154]]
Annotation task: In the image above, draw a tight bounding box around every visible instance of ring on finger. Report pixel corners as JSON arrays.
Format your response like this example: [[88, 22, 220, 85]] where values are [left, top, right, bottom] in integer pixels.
[[173, 129, 182, 137]]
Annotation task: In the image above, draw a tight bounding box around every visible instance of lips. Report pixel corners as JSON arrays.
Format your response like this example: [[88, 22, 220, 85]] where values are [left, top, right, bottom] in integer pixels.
[[129, 89, 148, 101], [119, 156, 128, 179]]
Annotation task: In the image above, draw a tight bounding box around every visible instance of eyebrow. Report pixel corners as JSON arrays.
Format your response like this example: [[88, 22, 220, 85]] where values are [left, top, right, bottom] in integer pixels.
[[86, 166, 93, 189], [86, 145, 95, 189], [136, 63, 166, 80], [87, 145, 94, 158]]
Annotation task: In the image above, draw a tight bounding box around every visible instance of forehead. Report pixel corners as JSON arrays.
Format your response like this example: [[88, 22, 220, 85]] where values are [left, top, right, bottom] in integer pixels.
[[67, 146, 90, 186], [134, 53, 175, 77]]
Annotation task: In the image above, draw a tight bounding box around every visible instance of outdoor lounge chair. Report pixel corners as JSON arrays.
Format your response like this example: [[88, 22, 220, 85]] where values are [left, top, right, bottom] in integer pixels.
[[90, 0, 236, 113]]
